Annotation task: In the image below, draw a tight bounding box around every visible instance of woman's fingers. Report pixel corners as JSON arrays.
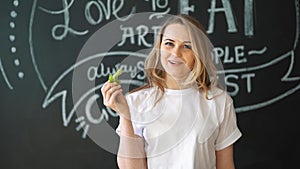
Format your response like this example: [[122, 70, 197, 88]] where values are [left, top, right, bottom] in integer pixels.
[[101, 81, 122, 106], [100, 81, 130, 117], [106, 87, 123, 105], [101, 81, 113, 94], [105, 85, 122, 103]]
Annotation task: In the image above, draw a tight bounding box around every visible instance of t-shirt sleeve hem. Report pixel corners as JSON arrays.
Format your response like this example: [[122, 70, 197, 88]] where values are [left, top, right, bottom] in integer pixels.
[[215, 128, 242, 151], [115, 122, 144, 138]]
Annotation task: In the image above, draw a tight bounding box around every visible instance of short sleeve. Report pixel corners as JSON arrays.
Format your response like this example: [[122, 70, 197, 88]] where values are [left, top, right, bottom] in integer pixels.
[[116, 88, 164, 139], [116, 117, 144, 138], [215, 99, 242, 150]]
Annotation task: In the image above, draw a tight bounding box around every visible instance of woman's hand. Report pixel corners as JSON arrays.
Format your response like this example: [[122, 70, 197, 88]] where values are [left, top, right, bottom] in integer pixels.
[[101, 81, 130, 118]]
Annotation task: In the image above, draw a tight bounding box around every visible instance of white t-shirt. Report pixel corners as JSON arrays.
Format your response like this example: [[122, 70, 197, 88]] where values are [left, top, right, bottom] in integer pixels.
[[117, 86, 242, 169]]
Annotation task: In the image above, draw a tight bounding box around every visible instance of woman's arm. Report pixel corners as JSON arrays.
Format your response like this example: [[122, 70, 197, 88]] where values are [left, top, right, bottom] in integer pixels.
[[215, 145, 236, 169], [100, 81, 147, 169], [117, 117, 147, 169]]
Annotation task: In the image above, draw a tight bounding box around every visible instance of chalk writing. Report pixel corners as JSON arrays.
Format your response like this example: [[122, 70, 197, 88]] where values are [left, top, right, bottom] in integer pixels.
[[118, 24, 161, 47], [213, 45, 250, 64], [207, 0, 254, 36], [207, 0, 237, 34], [31, 1, 299, 114], [215, 47, 300, 97], [145, 0, 171, 19], [39, 0, 88, 40], [178, 0, 195, 14], [39, 0, 135, 40], [213, 46, 267, 64], [87, 61, 145, 81], [21, 0, 300, 143], [85, 0, 135, 25], [244, 0, 254, 36], [224, 73, 255, 96]]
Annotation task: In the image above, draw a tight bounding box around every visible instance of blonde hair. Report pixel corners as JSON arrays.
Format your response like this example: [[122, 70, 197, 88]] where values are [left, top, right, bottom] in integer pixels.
[[132, 14, 218, 100]]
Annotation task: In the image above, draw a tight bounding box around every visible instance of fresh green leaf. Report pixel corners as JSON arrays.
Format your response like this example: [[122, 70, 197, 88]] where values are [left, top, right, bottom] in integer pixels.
[[108, 68, 123, 84], [108, 74, 114, 83]]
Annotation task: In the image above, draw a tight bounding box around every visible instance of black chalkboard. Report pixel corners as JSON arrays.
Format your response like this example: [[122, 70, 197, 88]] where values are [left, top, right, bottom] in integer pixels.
[[1, 0, 299, 169]]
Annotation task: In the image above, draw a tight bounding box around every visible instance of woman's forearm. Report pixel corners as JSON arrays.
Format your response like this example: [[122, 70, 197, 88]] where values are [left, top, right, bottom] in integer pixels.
[[117, 117, 147, 169]]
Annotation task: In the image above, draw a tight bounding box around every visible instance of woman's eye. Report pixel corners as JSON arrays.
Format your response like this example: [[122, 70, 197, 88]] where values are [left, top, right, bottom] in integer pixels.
[[165, 42, 173, 46], [184, 44, 192, 49]]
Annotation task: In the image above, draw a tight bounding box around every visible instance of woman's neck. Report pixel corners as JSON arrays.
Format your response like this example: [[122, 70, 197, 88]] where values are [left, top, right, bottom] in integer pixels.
[[165, 74, 193, 90]]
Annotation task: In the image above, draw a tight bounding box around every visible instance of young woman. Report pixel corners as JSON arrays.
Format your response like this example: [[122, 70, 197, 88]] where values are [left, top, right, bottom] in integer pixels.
[[101, 14, 242, 169]]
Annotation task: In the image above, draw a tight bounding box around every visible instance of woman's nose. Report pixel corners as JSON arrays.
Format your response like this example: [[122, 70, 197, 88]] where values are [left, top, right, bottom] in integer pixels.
[[171, 46, 181, 57]]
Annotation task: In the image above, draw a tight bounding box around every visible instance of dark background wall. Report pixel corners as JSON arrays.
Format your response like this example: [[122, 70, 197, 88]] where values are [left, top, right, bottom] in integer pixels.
[[0, 0, 299, 168]]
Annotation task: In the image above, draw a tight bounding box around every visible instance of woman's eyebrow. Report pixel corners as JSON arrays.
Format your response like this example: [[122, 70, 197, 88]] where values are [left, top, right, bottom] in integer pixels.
[[163, 38, 175, 42], [163, 38, 191, 43]]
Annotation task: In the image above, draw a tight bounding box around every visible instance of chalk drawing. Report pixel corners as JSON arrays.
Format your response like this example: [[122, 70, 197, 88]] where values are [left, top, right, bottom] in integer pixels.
[[29, 0, 47, 91], [0, 0, 24, 88], [9, 35, 15, 42], [42, 51, 146, 137], [0, 58, 14, 90], [22, 0, 300, 140], [10, 0, 24, 80], [75, 116, 89, 139], [248, 47, 267, 55]]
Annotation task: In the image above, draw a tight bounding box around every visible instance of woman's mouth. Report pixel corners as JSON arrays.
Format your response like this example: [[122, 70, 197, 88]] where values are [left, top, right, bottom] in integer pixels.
[[168, 60, 183, 65]]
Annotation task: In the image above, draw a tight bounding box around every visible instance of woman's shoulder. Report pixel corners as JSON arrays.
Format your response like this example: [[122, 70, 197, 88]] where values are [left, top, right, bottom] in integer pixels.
[[204, 87, 234, 105], [125, 86, 158, 104], [125, 86, 160, 116], [126, 86, 154, 97]]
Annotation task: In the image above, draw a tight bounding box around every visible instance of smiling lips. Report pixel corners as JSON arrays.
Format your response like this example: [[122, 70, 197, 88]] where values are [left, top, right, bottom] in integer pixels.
[[168, 59, 184, 65]]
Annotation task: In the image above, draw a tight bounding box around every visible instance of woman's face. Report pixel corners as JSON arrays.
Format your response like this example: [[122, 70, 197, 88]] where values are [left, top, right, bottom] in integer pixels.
[[160, 23, 195, 79]]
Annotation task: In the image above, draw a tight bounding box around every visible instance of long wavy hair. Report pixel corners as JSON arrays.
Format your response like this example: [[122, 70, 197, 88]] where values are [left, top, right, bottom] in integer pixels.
[[131, 14, 218, 100]]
